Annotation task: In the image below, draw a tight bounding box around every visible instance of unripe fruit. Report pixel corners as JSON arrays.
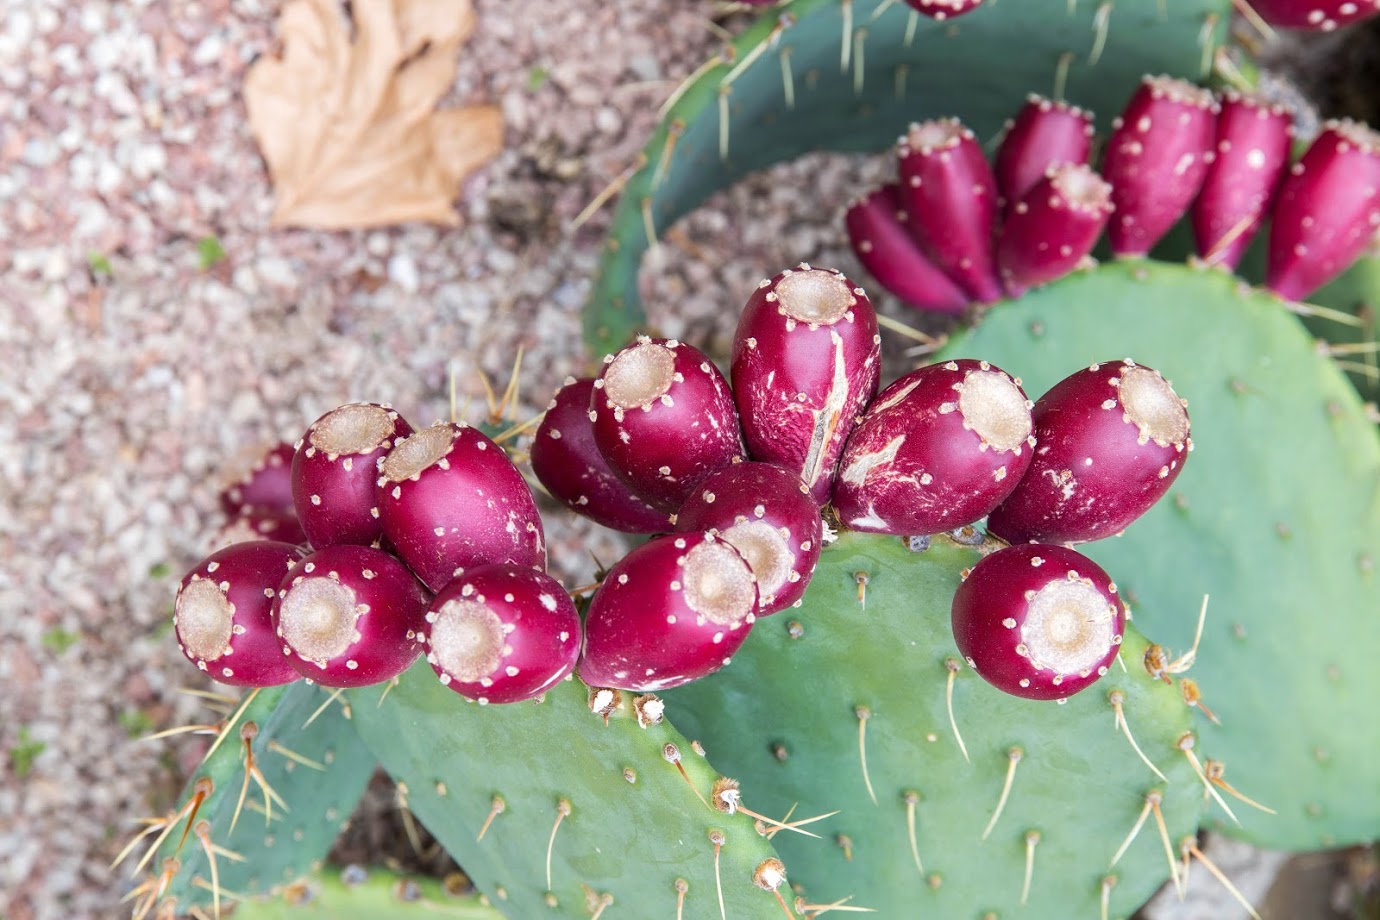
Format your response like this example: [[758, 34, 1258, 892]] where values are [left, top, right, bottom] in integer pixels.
[[844, 184, 970, 315], [1265, 119, 1380, 301], [951, 543, 1125, 701], [994, 95, 1095, 210], [579, 533, 758, 692], [731, 264, 881, 504], [832, 360, 1034, 536], [589, 337, 743, 511], [273, 544, 429, 688], [530, 377, 674, 533], [175, 541, 306, 687], [1103, 76, 1218, 257], [897, 119, 1004, 303], [291, 403, 412, 548], [378, 421, 546, 592], [424, 564, 581, 704], [220, 441, 296, 517], [986, 359, 1191, 545], [675, 461, 823, 615]]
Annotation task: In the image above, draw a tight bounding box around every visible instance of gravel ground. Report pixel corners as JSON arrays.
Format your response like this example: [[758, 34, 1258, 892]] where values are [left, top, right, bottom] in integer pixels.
[[0, 1, 1351, 918]]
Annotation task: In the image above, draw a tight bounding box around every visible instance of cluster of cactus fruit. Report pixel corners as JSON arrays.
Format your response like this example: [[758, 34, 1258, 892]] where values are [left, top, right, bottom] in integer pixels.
[[846, 74, 1380, 314], [174, 262, 1191, 709]]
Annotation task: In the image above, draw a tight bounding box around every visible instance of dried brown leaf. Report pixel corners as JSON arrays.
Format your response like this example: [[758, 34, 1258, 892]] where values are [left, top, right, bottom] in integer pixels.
[[244, 0, 502, 229]]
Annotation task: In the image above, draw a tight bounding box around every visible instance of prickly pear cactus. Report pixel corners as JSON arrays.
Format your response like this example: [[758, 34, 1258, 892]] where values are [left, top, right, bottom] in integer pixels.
[[141, 682, 376, 913], [223, 866, 503, 919], [346, 663, 790, 918], [941, 260, 1380, 850], [666, 531, 1204, 917], [583, 0, 1233, 355]]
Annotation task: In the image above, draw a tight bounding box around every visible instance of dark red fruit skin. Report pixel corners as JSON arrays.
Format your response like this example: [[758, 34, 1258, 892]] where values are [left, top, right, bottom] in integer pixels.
[[730, 264, 881, 505], [1192, 90, 1294, 270], [845, 184, 969, 315], [994, 95, 1095, 210], [578, 533, 757, 692], [378, 422, 546, 592], [530, 377, 674, 534], [897, 120, 1005, 303], [951, 543, 1125, 701], [674, 461, 823, 615], [986, 359, 1192, 545], [272, 544, 429, 688], [590, 337, 744, 511], [1265, 119, 1380, 301], [220, 442, 296, 517], [212, 508, 308, 550], [903, 0, 985, 19], [832, 360, 1035, 536], [997, 163, 1114, 297], [291, 403, 412, 549], [175, 541, 305, 687], [1248, 0, 1380, 30], [1103, 76, 1218, 257], [423, 564, 581, 704]]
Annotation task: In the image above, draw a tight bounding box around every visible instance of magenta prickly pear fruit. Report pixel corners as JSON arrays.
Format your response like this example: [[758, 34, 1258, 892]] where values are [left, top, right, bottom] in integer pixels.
[[220, 441, 296, 517], [1247, 0, 1380, 30], [902, 0, 985, 20], [378, 421, 546, 592], [530, 376, 674, 534], [986, 359, 1192, 545], [951, 543, 1126, 701], [424, 564, 581, 704], [896, 119, 1004, 303], [994, 95, 1095, 210], [175, 541, 306, 687], [1192, 90, 1294, 269], [730, 264, 881, 504], [997, 163, 1114, 297], [291, 402, 412, 549], [832, 359, 1035, 536], [1103, 76, 1218, 257], [212, 508, 308, 550], [589, 337, 744, 511], [579, 532, 758, 692], [1265, 119, 1380, 301], [674, 461, 823, 615], [844, 184, 970, 315], [272, 543, 429, 687]]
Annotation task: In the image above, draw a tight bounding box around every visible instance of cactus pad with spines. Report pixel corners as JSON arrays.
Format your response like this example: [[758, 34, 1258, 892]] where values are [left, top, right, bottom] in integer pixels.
[[665, 531, 1204, 918], [583, 0, 1233, 355], [347, 662, 788, 918], [940, 260, 1380, 850], [153, 682, 378, 911]]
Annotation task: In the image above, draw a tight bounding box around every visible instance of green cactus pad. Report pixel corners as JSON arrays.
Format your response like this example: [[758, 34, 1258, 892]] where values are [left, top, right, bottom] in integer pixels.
[[937, 259, 1380, 850], [149, 682, 377, 912], [583, 0, 1232, 357], [347, 662, 789, 919], [665, 531, 1202, 918], [215, 867, 503, 919]]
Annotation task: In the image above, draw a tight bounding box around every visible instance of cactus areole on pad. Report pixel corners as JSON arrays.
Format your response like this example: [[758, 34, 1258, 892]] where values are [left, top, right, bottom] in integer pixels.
[[731, 264, 881, 504], [952, 543, 1126, 701]]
